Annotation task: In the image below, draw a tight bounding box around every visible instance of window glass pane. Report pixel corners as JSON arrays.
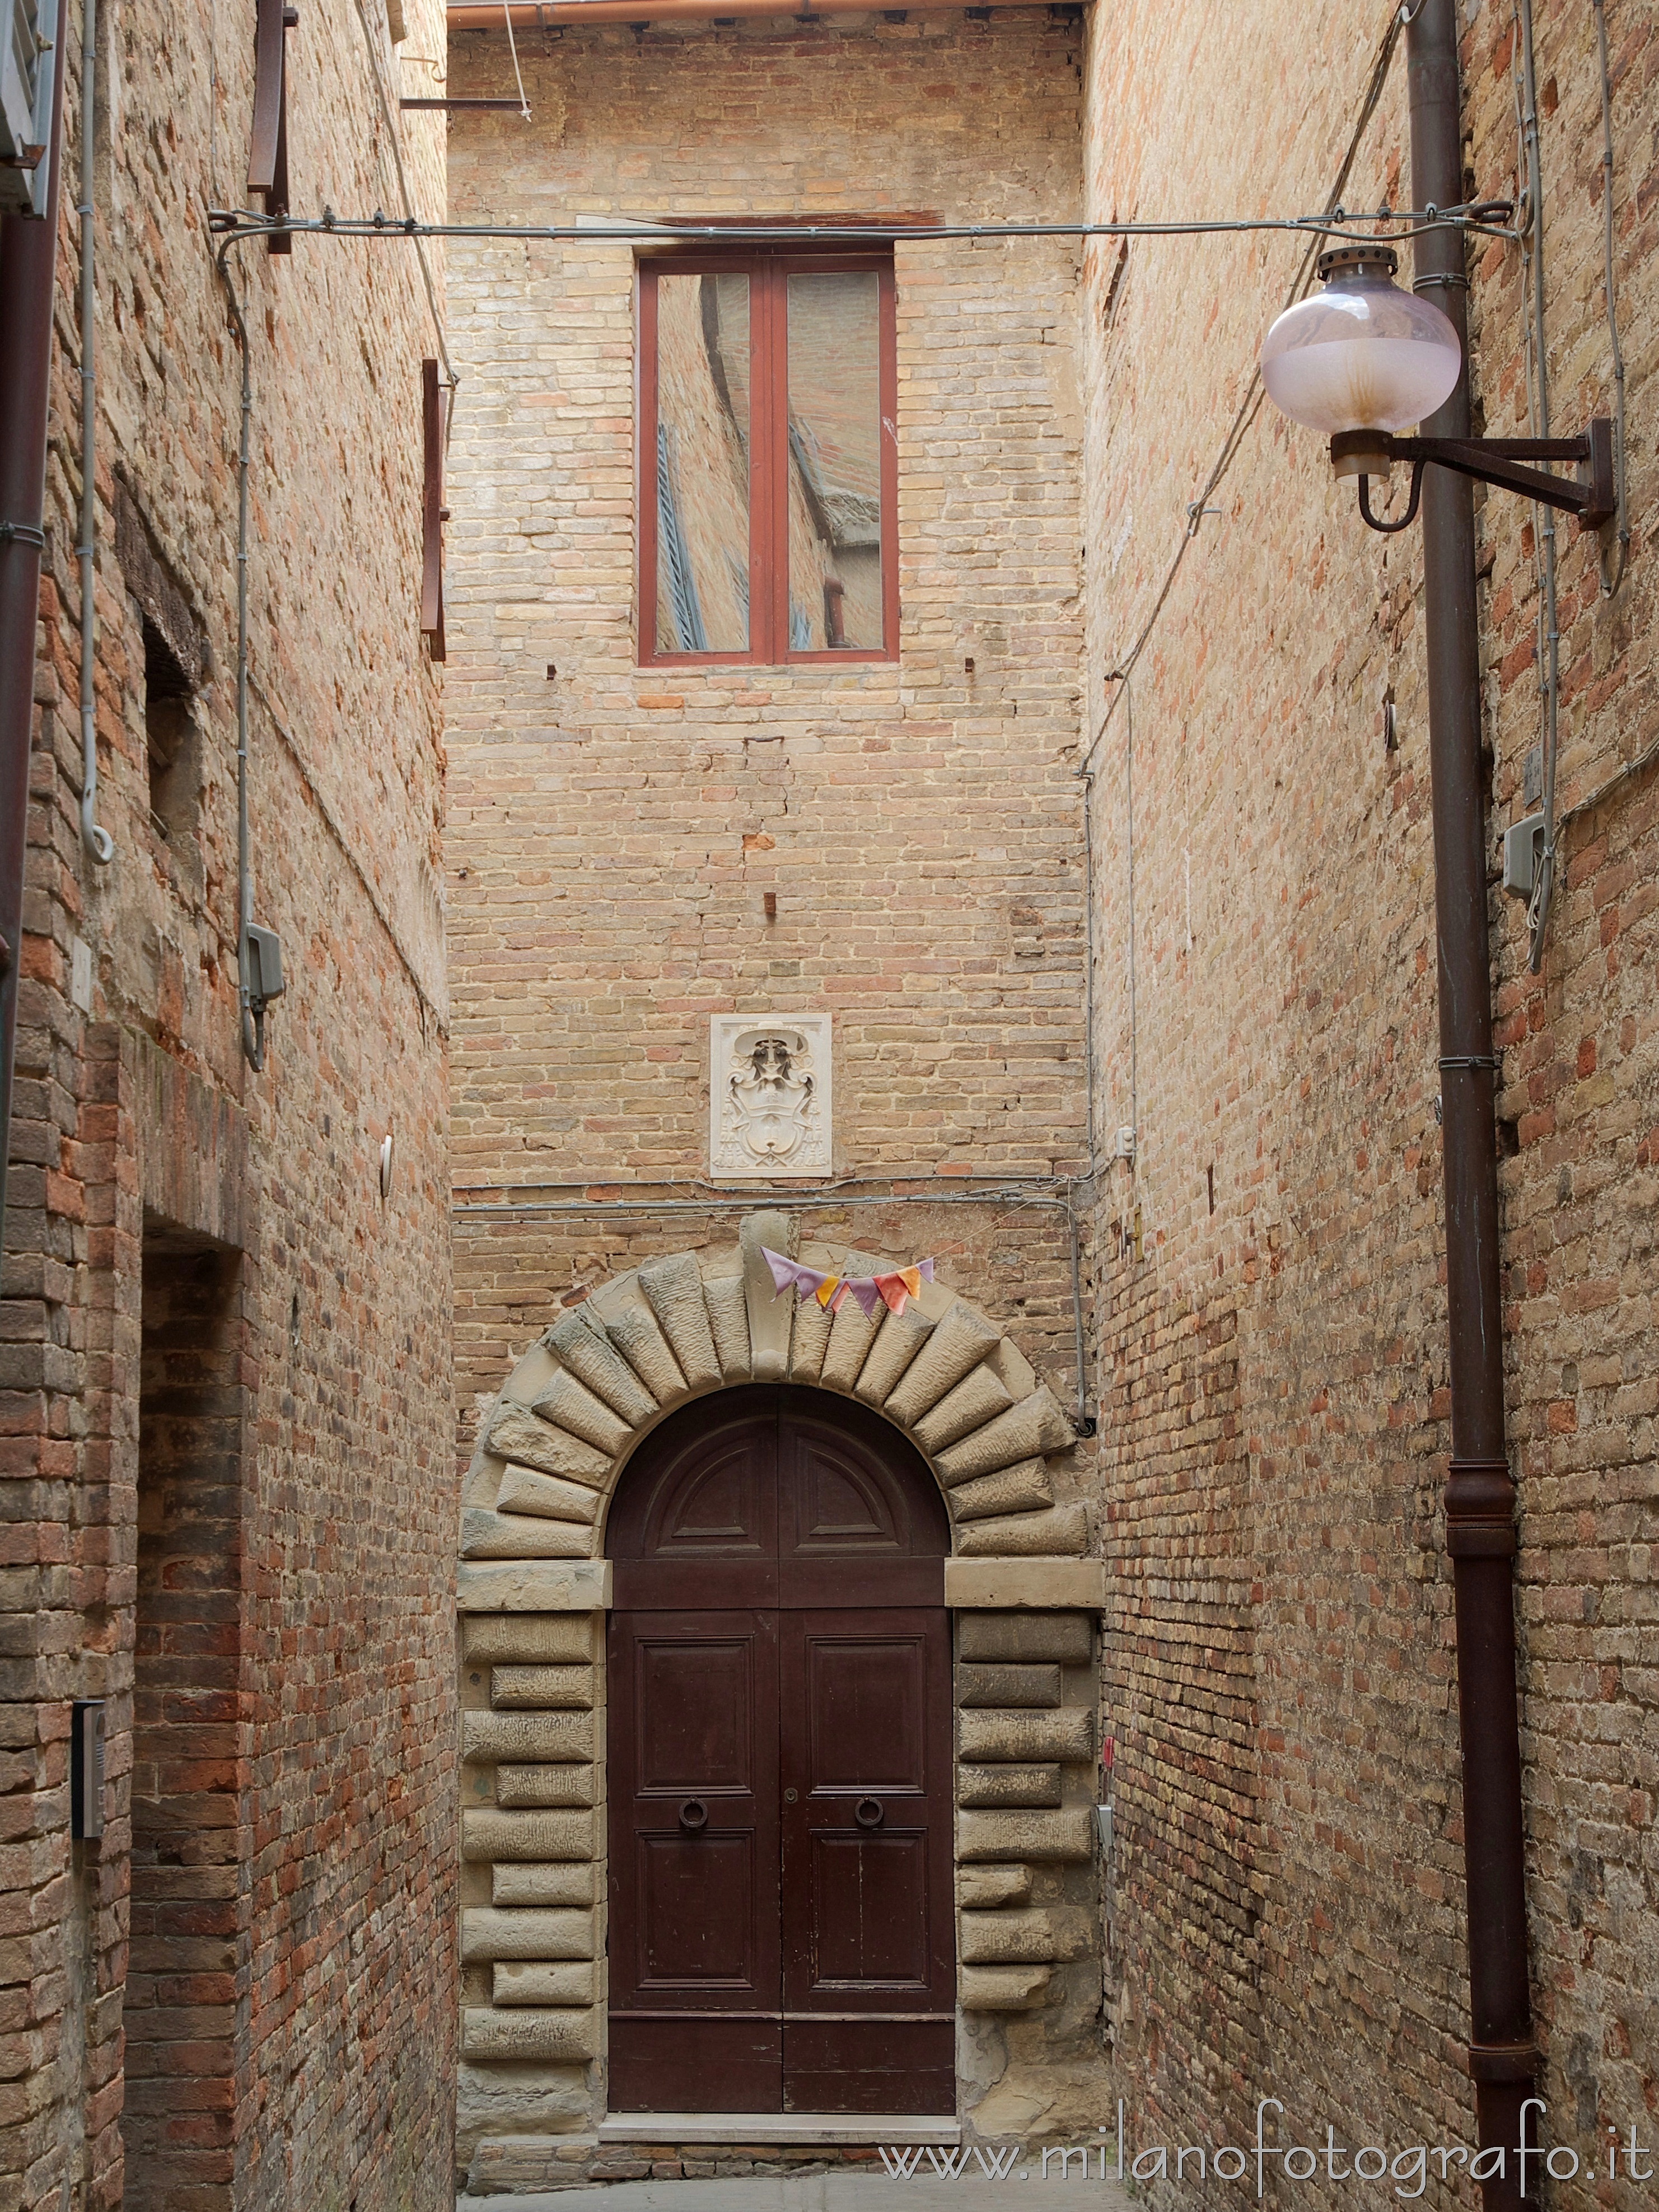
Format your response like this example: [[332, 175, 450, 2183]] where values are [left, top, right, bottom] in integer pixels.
[[786, 271, 882, 651], [655, 273, 751, 653]]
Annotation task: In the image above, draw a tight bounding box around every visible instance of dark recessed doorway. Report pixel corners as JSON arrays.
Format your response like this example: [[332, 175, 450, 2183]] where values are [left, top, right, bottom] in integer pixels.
[[606, 1384, 954, 2116]]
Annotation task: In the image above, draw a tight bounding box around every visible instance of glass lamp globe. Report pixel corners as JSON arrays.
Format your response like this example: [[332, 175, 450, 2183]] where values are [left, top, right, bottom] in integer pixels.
[[1260, 245, 1462, 436]]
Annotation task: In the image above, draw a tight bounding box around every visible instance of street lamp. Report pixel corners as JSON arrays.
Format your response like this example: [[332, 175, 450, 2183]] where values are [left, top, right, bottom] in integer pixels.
[[1261, 244, 1614, 532]]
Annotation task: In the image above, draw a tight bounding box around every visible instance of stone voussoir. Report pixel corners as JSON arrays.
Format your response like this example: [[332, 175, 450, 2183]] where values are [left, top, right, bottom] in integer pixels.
[[461, 1508, 593, 1561], [854, 1306, 934, 1407], [496, 1463, 603, 1521], [544, 1312, 659, 1427], [485, 1402, 612, 1484], [885, 1301, 1004, 1427], [934, 1387, 1074, 1484], [957, 1503, 1087, 1556], [530, 1371, 633, 1457], [639, 1253, 723, 1390], [913, 1365, 1016, 1457], [703, 1274, 751, 1379], [605, 1303, 688, 1406], [946, 1458, 1054, 1523]]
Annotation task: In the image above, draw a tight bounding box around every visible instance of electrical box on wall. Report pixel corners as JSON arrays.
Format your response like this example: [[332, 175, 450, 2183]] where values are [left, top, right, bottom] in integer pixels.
[[1503, 812, 1546, 902], [71, 1699, 105, 1841]]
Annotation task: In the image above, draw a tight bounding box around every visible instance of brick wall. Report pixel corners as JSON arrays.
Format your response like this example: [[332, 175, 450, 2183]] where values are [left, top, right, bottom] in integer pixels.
[[445, 8, 1091, 1431], [0, 0, 457, 2202], [1083, 0, 1656, 2191]]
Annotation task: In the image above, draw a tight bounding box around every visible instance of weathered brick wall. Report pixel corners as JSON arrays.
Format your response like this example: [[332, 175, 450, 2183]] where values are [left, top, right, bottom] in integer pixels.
[[444, 7, 1095, 2143], [1, 0, 457, 2202], [1083, 0, 1655, 2193], [445, 9, 1090, 1430]]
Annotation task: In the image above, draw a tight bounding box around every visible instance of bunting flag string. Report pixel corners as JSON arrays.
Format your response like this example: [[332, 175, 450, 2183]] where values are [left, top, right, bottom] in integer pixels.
[[761, 1246, 936, 1321]]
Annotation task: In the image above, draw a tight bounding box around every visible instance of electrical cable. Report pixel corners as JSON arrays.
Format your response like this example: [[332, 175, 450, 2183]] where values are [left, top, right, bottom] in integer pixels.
[[353, 0, 460, 425], [77, 0, 113, 865], [501, 0, 532, 116], [1081, 0, 1437, 771], [1513, 0, 1562, 975], [206, 203, 1518, 248], [215, 246, 264, 1071], [1591, 0, 1629, 598]]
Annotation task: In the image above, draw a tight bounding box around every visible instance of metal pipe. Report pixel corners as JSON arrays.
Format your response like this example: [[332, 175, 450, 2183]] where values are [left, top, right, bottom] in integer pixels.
[[78, 0, 113, 865], [1407, 4, 1536, 2202], [0, 5, 70, 1257]]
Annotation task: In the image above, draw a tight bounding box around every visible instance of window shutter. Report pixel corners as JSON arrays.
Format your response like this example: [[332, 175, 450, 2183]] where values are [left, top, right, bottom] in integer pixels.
[[248, 0, 296, 258], [421, 358, 447, 662], [0, 0, 61, 220]]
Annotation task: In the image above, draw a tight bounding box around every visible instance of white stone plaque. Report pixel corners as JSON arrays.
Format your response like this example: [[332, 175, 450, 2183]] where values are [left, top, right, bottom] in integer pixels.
[[709, 1016, 832, 1182]]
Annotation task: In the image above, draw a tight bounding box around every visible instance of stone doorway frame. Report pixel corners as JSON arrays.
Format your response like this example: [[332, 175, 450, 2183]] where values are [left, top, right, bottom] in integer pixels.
[[456, 1209, 1107, 2158]]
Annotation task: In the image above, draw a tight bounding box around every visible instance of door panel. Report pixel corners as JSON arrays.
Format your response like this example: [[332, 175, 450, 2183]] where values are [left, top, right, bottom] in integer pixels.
[[782, 2019, 956, 2119], [635, 1635, 755, 1793], [801, 1633, 928, 1792], [780, 1607, 955, 2112], [808, 1830, 931, 1984], [607, 1391, 954, 2117], [608, 1608, 782, 2112]]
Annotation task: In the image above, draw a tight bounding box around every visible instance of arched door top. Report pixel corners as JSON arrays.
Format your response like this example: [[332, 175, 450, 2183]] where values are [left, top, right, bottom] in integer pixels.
[[461, 1209, 1086, 1572], [609, 1383, 949, 1607]]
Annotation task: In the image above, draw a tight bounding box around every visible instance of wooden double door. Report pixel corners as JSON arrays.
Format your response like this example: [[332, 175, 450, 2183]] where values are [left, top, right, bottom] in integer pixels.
[[607, 1385, 954, 2116]]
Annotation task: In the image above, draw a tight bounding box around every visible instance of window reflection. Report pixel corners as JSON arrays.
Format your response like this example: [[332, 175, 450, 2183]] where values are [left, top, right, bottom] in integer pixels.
[[655, 273, 751, 653], [786, 271, 882, 650]]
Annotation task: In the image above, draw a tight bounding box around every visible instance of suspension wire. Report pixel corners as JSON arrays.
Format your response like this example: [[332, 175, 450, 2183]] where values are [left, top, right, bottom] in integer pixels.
[[1591, 0, 1629, 598], [501, 0, 533, 116], [352, 0, 460, 419], [1082, 0, 1437, 769], [206, 204, 1517, 249], [1513, 0, 1562, 974]]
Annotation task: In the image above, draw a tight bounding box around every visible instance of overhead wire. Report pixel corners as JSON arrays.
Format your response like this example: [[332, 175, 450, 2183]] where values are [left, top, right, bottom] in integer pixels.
[[1513, 0, 1562, 974], [352, 0, 460, 419], [206, 204, 1517, 249], [1591, 0, 1629, 598], [1082, 0, 1436, 771]]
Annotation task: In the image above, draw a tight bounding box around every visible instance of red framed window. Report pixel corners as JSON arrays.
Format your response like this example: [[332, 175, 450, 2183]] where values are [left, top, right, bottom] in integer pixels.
[[639, 254, 899, 666]]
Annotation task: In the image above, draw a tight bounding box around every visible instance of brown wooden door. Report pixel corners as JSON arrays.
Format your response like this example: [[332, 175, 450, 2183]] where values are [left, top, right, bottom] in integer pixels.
[[608, 1386, 953, 2116]]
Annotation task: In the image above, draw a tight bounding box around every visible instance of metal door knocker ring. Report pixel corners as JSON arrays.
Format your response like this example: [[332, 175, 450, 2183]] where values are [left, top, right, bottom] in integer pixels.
[[854, 1797, 884, 1828], [679, 1798, 709, 1830]]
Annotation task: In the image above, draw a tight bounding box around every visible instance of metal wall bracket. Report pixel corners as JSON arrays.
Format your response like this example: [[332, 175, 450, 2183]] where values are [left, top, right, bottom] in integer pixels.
[[1333, 420, 1615, 533]]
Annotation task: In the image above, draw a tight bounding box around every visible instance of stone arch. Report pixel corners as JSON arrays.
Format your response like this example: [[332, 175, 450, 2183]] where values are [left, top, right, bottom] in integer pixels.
[[454, 1209, 1107, 2160], [461, 1208, 1086, 1562]]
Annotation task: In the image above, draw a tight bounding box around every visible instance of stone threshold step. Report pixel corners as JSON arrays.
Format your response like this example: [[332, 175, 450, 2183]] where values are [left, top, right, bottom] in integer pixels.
[[597, 2114, 961, 2146]]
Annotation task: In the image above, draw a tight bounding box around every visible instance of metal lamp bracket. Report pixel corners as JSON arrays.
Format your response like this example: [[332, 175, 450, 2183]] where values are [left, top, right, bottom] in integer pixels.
[[1331, 420, 1615, 535]]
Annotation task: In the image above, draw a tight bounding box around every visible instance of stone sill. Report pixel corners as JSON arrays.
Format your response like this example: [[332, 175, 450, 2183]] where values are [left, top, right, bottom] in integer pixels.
[[597, 2113, 961, 2145]]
